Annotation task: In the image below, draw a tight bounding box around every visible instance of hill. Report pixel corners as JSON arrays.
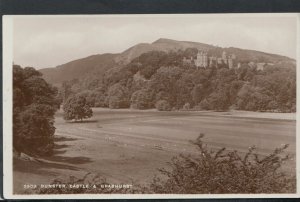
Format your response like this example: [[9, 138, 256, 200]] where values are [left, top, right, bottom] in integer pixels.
[[39, 38, 295, 86], [39, 53, 118, 86], [114, 38, 214, 64]]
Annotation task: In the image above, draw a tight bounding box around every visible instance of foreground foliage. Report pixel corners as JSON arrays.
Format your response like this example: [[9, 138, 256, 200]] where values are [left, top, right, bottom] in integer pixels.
[[150, 134, 296, 194], [37, 134, 295, 194], [13, 65, 59, 156]]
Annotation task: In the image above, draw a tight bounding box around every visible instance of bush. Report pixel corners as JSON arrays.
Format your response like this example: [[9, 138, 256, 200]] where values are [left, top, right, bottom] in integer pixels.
[[150, 134, 295, 194], [155, 100, 171, 111]]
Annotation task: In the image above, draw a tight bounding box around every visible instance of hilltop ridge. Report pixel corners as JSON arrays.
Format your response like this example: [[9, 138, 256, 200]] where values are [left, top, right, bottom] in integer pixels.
[[39, 38, 295, 85]]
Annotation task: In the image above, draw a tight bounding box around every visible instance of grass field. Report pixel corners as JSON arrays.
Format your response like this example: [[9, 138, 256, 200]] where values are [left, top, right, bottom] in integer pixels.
[[13, 108, 296, 194]]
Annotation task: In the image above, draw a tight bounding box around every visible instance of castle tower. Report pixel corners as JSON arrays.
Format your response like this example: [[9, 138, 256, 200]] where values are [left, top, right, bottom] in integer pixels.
[[222, 51, 227, 64], [200, 51, 204, 67], [228, 56, 233, 69], [203, 52, 208, 68], [195, 50, 203, 68]]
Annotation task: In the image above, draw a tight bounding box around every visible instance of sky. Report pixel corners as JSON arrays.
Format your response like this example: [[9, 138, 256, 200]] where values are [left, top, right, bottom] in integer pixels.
[[13, 14, 297, 69]]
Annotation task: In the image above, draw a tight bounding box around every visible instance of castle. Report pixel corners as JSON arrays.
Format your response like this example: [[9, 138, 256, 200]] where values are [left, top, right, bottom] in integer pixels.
[[183, 50, 236, 69]]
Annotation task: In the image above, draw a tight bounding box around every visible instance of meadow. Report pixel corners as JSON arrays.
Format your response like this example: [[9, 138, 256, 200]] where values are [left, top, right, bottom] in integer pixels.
[[13, 108, 296, 193]]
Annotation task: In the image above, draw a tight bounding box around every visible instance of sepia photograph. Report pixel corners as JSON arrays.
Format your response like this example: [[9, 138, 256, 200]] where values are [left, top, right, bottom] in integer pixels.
[[3, 13, 299, 198]]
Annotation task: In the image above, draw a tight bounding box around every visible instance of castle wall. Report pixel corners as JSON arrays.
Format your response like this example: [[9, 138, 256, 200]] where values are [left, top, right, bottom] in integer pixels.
[[185, 50, 237, 69]]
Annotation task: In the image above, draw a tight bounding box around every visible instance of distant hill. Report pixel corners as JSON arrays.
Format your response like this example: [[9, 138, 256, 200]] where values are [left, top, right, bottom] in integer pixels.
[[223, 47, 294, 64], [39, 53, 118, 86], [114, 38, 214, 64], [39, 38, 295, 85]]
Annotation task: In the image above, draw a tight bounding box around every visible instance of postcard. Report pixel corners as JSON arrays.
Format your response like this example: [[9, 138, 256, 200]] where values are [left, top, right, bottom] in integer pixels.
[[3, 13, 300, 199]]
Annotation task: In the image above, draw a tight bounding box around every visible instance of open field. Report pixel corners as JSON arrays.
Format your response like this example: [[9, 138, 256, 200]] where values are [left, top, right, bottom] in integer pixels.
[[13, 108, 296, 194]]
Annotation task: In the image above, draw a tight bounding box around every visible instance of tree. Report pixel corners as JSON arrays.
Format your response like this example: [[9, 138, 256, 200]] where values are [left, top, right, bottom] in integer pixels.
[[150, 66, 184, 108], [229, 80, 244, 104], [140, 65, 159, 79], [191, 84, 204, 105], [174, 72, 194, 108], [63, 94, 93, 121], [156, 100, 171, 111], [205, 84, 231, 111], [107, 83, 130, 109], [13, 65, 58, 156], [130, 89, 153, 109], [61, 81, 74, 102], [236, 84, 272, 111]]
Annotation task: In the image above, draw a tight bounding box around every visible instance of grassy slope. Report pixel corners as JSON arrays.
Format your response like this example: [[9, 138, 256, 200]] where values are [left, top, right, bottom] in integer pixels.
[[13, 109, 296, 194]]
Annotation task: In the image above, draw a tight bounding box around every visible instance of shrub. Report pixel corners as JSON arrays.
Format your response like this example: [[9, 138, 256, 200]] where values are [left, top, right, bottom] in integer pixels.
[[150, 134, 295, 194], [155, 100, 171, 111]]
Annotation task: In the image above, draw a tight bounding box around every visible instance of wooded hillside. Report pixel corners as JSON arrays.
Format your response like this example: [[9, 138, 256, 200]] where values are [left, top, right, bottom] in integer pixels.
[[54, 48, 296, 112]]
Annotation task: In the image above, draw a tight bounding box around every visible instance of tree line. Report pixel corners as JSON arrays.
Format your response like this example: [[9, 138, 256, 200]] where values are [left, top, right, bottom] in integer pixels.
[[58, 49, 296, 113]]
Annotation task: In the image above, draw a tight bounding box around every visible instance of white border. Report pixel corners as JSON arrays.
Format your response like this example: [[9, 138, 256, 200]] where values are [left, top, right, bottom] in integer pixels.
[[3, 15, 13, 200], [3, 13, 300, 199]]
